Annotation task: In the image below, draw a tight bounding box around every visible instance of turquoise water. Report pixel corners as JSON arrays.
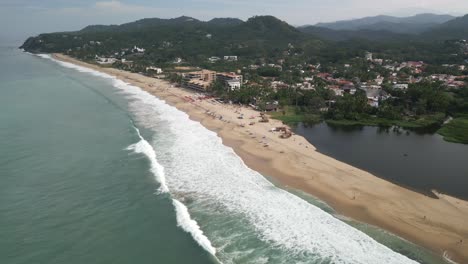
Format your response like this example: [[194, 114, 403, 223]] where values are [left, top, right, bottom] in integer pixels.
[[0, 47, 449, 264]]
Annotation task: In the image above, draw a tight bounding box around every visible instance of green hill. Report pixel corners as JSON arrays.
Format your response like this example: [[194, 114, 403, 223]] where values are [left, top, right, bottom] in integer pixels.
[[20, 14, 468, 66], [423, 14, 468, 40]]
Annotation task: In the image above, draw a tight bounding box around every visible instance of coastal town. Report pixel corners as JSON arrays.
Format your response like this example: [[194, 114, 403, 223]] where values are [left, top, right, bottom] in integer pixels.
[[83, 38, 468, 145], [94, 46, 468, 102], [15, 11, 468, 264]]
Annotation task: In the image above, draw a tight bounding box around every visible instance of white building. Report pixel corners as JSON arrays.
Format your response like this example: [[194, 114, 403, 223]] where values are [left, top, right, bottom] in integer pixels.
[[208, 56, 221, 63], [393, 84, 409, 90], [224, 56, 238, 61], [226, 79, 241, 90], [375, 77, 385, 85], [133, 46, 145, 53], [373, 59, 383, 65], [146, 66, 163, 74], [95, 57, 117, 65], [365, 52, 373, 61]]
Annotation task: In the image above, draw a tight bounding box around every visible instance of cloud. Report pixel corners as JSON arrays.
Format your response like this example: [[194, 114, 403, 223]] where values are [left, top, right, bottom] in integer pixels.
[[93, 0, 151, 13], [2, 0, 468, 44]]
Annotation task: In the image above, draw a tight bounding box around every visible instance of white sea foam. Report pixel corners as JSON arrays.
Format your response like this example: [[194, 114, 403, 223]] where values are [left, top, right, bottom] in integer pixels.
[[126, 127, 169, 193], [173, 199, 217, 255], [37, 53, 419, 263]]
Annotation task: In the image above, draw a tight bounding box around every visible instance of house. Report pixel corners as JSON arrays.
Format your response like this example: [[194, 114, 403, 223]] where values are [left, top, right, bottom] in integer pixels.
[[95, 56, 116, 65], [132, 46, 145, 53], [317, 73, 331, 80], [374, 76, 385, 85], [208, 56, 221, 63], [360, 86, 388, 107], [373, 59, 383, 65], [405, 61, 424, 68], [271, 81, 289, 91], [146, 66, 163, 74], [393, 84, 409, 90], [337, 79, 354, 86], [223, 56, 238, 61], [446, 81, 466, 88], [341, 84, 356, 95], [328, 85, 343, 96], [121, 58, 133, 65], [226, 79, 241, 90], [365, 52, 373, 61]]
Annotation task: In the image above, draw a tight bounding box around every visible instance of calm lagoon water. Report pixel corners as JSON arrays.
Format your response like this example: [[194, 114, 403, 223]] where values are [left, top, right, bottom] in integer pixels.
[[295, 123, 468, 200]]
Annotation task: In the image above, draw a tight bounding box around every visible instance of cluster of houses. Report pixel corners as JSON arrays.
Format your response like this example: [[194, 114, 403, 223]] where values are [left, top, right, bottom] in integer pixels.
[[307, 52, 466, 107], [207, 56, 238, 63], [430, 74, 467, 88], [91, 42, 466, 109], [239, 51, 467, 108]]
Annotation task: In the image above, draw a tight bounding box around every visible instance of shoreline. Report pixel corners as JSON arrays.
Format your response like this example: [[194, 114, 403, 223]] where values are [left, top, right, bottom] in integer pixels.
[[51, 53, 468, 263]]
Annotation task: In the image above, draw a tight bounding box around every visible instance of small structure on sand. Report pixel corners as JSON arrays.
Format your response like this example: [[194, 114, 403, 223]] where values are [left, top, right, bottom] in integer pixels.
[[276, 127, 292, 138], [259, 113, 269, 123]]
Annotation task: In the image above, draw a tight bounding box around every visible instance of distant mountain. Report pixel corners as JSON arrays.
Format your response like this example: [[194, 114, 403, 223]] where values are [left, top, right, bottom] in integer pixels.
[[423, 14, 468, 39], [298, 26, 411, 42], [315, 13, 455, 34], [80, 16, 202, 32]]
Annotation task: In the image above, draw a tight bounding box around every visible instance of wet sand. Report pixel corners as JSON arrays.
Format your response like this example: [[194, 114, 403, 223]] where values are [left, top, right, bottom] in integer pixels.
[[53, 54, 468, 263]]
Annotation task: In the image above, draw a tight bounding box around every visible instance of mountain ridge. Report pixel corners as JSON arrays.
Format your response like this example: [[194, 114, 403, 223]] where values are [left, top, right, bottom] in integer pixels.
[[315, 13, 456, 34]]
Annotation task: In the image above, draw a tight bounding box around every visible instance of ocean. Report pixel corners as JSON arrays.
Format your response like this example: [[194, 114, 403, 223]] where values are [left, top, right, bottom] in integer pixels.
[[0, 46, 447, 264]]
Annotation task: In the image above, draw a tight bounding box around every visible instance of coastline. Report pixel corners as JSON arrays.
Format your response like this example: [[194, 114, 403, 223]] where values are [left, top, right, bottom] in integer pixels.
[[51, 53, 468, 263]]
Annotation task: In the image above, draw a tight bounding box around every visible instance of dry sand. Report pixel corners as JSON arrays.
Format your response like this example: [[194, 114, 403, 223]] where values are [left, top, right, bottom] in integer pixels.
[[53, 54, 468, 263]]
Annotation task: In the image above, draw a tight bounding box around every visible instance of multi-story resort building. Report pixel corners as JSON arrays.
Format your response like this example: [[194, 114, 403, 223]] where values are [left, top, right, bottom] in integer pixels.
[[183, 70, 242, 92]]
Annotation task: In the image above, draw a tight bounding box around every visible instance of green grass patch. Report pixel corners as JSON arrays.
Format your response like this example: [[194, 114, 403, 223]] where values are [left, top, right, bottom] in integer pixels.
[[269, 107, 321, 125], [438, 118, 468, 144], [326, 113, 445, 130]]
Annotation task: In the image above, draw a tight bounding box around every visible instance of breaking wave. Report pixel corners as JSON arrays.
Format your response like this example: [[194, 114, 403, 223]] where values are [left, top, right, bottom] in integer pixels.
[[126, 126, 169, 193]]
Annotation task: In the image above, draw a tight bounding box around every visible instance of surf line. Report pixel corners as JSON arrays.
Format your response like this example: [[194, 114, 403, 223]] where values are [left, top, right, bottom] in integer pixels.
[[126, 125, 218, 259]]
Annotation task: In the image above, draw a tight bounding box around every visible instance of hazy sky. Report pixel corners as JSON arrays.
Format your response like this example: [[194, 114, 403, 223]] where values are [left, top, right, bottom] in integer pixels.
[[1, 0, 467, 44]]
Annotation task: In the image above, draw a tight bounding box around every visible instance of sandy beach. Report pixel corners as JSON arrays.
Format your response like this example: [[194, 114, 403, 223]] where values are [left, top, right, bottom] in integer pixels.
[[53, 53, 468, 263]]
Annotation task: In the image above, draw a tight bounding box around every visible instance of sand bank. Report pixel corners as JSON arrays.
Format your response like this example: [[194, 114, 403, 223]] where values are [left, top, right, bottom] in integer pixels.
[[52, 54, 468, 263]]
